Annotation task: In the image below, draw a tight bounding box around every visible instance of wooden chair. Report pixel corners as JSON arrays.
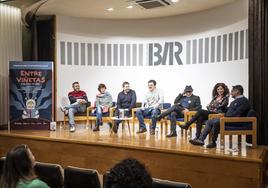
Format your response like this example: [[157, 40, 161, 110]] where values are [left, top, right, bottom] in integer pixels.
[[63, 102, 91, 126], [218, 109, 257, 148]]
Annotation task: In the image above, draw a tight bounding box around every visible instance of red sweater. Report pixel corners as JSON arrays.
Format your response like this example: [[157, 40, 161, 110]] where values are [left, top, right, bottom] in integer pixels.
[[68, 90, 88, 104]]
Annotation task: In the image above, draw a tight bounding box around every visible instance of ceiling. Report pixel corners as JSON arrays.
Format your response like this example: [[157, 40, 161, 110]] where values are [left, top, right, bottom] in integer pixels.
[[36, 0, 238, 20]]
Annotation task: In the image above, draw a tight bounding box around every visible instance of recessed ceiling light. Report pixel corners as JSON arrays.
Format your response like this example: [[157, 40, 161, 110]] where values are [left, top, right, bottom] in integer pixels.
[[126, 5, 133, 9], [171, 0, 179, 2], [106, 7, 114, 11]]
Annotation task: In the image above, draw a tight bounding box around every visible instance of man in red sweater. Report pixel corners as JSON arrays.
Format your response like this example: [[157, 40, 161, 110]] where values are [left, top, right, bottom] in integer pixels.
[[61, 82, 88, 132]]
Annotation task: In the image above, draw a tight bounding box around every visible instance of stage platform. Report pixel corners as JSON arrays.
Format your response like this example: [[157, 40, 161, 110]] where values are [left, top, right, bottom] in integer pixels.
[[0, 123, 266, 188]]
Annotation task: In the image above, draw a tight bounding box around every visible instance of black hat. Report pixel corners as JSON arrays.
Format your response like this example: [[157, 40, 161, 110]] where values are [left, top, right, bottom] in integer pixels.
[[184, 85, 193, 92]]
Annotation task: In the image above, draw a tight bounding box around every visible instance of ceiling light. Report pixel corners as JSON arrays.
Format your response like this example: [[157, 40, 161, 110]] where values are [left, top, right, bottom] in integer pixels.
[[171, 0, 179, 2], [106, 7, 114, 11], [126, 5, 133, 9]]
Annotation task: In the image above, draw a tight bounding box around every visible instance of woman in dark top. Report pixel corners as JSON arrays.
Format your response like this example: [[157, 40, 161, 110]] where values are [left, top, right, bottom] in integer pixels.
[[181, 83, 229, 140]]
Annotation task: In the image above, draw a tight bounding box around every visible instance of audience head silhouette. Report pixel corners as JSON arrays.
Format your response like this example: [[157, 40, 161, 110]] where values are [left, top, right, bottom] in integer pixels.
[[1, 144, 36, 188], [105, 158, 153, 188]]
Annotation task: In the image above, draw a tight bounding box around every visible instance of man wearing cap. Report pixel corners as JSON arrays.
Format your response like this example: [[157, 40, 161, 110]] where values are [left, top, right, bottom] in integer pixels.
[[156, 85, 202, 137]]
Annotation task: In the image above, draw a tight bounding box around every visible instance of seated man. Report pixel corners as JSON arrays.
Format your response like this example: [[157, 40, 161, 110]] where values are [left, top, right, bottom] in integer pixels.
[[190, 85, 250, 148], [113, 81, 137, 133], [156, 85, 202, 137], [136, 80, 164, 135], [61, 82, 88, 132], [105, 158, 153, 188], [93, 83, 113, 132]]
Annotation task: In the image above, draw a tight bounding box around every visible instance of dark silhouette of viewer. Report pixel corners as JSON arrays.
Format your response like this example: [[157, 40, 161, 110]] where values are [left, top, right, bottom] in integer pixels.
[[0, 144, 49, 188], [105, 158, 153, 188]]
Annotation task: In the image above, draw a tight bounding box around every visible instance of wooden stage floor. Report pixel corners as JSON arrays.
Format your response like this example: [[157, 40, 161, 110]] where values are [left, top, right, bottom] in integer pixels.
[[0, 123, 266, 188]]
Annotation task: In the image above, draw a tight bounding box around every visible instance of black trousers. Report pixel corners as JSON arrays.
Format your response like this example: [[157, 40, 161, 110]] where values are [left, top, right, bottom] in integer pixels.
[[160, 104, 184, 132], [188, 109, 216, 138]]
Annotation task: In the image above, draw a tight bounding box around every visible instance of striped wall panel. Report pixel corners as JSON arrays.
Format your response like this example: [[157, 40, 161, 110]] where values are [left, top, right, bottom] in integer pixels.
[[0, 4, 22, 125], [59, 29, 248, 67]]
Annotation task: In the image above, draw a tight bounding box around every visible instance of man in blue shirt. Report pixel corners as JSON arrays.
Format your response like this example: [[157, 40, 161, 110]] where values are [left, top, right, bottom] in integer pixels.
[[156, 85, 202, 137], [190, 85, 250, 148]]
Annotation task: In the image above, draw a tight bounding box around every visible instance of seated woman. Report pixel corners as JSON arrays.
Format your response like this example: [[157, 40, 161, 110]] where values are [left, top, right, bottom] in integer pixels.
[[1, 144, 49, 188], [181, 83, 229, 141], [93, 83, 113, 131]]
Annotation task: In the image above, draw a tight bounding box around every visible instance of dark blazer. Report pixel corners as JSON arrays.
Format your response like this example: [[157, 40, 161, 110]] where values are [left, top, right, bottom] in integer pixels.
[[174, 93, 202, 111], [225, 96, 250, 117]]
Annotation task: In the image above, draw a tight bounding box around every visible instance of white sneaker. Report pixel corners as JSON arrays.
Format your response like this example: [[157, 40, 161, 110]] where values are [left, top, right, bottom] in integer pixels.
[[69, 125, 76, 132], [60, 107, 68, 115]]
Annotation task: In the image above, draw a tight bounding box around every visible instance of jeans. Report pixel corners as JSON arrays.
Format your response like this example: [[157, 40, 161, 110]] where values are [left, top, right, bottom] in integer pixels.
[[199, 118, 220, 142], [65, 102, 86, 126], [136, 108, 160, 130], [95, 106, 109, 126]]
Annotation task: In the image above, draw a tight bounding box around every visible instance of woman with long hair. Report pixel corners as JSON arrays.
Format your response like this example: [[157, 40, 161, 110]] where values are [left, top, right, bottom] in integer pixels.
[[181, 83, 230, 141], [1, 144, 49, 188]]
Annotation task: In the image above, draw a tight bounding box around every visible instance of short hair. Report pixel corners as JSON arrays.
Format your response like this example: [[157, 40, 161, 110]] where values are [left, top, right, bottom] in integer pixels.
[[98, 83, 107, 92], [72, 82, 79, 87], [212, 83, 230, 98], [105, 158, 153, 188], [232, 85, 244, 95], [1, 145, 35, 188], [148, 80, 156, 86], [122, 81, 130, 87]]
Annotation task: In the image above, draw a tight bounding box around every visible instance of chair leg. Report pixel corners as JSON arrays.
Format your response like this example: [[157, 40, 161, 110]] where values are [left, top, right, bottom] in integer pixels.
[[220, 133, 224, 148], [252, 134, 257, 148], [229, 135, 233, 148], [127, 120, 131, 136]]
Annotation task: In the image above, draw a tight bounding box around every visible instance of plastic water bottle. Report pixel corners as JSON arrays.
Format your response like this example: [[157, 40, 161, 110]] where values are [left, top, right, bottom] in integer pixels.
[[155, 127, 159, 135]]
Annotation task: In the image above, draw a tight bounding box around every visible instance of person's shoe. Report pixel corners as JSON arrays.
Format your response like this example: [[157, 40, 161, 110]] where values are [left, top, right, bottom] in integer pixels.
[[107, 122, 112, 128], [154, 115, 162, 121], [190, 139, 204, 146], [206, 142, 217, 148], [180, 122, 190, 130], [60, 106, 68, 115], [69, 125, 76, 132], [150, 129, 155, 135], [93, 126, 100, 132], [136, 128, 147, 134], [166, 131, 177, 137], [113, 126, 118, 134], [189, 137, 198, 144]]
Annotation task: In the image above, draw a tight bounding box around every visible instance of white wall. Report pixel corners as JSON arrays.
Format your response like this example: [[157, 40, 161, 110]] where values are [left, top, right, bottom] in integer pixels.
[[56, 0, 248, 121], [0, 4, 22, 125]]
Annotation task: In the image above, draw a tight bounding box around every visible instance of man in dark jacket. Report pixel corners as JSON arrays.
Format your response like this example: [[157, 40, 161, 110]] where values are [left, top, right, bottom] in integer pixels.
[[112, 82, 137, 133], [156, 85, 202, 137], [190, 85, 250, 148]]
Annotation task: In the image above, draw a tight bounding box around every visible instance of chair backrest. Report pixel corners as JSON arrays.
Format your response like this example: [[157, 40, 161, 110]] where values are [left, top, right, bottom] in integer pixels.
[[163, 103, 171, 109], [153, 178, 192, 188], [64, 166, 101, 188], [0, 157, 5, 178], [34, 162, 64, 188]]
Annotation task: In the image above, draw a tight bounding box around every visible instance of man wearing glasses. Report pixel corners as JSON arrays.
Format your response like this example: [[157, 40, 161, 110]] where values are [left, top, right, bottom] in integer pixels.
[[136, 80, 164, 135], [156, 85, 202, 137]]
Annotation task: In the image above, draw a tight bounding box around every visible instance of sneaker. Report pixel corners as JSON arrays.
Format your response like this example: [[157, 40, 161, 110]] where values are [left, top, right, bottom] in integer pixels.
[[206, 142, 217, 148], [93, 126, 100, 132], [153, 115, 162, 121], [136, 128, 147, 134], [166, 131, 177, 137], [60, 106, 68, 115], [150, 129, 155, 135], [107, 122, 113, 128], [189, 137, 198, 144], [190, 139, 204, 146], [69, 125, 76, 132]]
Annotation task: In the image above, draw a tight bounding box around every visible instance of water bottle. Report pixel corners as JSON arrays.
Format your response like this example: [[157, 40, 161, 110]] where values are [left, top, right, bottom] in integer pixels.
[[155, 127, 159, 135]]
